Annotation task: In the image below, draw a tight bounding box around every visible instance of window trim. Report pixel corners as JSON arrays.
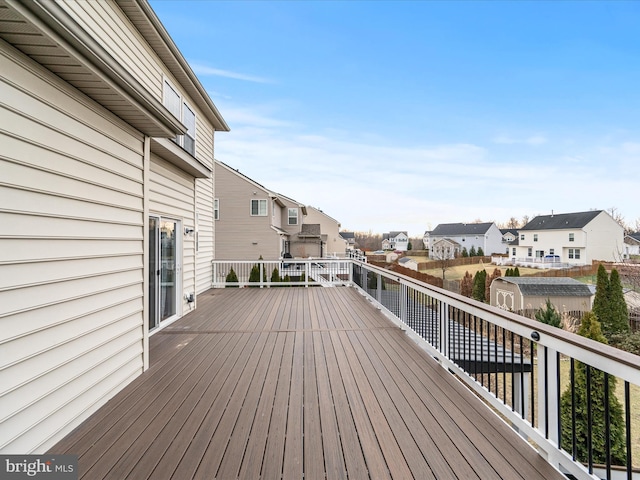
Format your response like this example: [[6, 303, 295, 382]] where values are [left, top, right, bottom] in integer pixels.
[[251, 199, 268, 217], [288, 208, 298, 225], [214, 198, 219, 221], [162, 77, 197, 157]]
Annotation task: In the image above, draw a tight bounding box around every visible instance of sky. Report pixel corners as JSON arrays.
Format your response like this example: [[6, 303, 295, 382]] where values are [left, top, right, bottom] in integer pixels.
[[150, 0, 639, 237]]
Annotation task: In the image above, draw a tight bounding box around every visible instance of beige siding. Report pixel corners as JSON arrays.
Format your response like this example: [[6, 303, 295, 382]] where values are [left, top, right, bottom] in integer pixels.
[[0, 45, 145, 453], [60, 0, 163, 99], [214, 163, 281, 260], [195, 178, 214, 294], [59, 0, 216, 171], [150, 155, 196, 310]]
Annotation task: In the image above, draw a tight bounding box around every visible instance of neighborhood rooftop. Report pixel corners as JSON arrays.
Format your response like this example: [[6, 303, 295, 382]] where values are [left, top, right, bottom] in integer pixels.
[[495, 277, 594, 297], [519, 210, 603, 230]]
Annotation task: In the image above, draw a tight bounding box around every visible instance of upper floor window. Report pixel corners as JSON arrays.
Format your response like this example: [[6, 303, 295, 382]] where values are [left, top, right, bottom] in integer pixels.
[[163, 79, 196, 156], [527, 247, 532, 257], [533, 234, 538, 242], [521, 234, 525, 240], [251, 199, 267, 216], [214, 198, 219, 220], [569, 233, 575, 242], [288, 208, 298, 225]]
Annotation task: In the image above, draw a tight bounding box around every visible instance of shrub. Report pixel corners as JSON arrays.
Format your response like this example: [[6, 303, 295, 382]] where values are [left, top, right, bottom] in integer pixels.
[[225, 268, 239, 287], [271, 267, 280, 283]]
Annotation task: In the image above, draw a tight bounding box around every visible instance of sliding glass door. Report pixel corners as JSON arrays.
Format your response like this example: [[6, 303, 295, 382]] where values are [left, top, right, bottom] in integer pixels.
[[149, 216, 181, 330]]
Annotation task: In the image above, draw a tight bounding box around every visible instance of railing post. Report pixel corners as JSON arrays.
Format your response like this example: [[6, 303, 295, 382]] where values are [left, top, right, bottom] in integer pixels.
[[348, 260, 353, 285], [440, 301, 449, 356], [376, 273, 382, 303], [537, 346, 560, 447], [260, 262, 264, 288], [400, 282, 407, 325], [306, 261, 310, 288]]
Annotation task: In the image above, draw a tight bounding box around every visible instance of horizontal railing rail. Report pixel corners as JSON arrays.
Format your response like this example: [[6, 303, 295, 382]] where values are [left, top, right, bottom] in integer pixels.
[[212, 259, 352, 288], [350, 261, 640, 480]]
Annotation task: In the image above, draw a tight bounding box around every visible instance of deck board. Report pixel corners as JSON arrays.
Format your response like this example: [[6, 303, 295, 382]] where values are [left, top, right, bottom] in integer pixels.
[[50, 287, 565, 479]]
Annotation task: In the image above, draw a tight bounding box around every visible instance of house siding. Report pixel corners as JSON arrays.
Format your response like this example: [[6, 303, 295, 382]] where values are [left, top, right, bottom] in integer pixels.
[[0, 44, 145, 453], [149, 154, 196, 311], [214, 163, 281, 260]]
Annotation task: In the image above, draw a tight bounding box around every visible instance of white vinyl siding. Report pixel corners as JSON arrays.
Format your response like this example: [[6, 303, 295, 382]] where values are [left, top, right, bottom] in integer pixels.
[[150, 155, 196, 306], [0, 47, 145, 453]]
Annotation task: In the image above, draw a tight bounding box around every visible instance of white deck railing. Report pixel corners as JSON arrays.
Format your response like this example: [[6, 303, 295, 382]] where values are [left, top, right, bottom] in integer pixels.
[[213, 258, 640, 480]]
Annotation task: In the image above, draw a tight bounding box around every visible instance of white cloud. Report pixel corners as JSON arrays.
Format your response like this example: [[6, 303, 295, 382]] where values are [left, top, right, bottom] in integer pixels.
[[213, 103, 639, 236], [191, 63, 272, 83]]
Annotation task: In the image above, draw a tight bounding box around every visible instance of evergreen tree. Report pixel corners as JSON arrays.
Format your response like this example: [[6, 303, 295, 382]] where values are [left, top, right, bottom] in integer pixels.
[[248, 264, 261, 286], [505, 268, 513, 277], [460, 271, 473, 297], [225, 267, 239, 287], [271, 267, 281, 283], [407, 242, 412, 251], [461, 247, 469, 258], [472, 270, 487, 302], [477, 247, 485, 257], [535, 298, 562, 328], [469, 246, 477, 257], [606, 269, 630, 336], [560, 312, 627, 465], [592, 264, 611, 329], [513, 267, 520, 277]]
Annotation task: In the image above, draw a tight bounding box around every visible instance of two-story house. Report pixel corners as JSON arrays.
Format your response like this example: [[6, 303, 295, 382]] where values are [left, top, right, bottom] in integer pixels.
[[0, 0, 228, 454], [214, 161, 307, 260], [303, 207, 349, 257], [515, 210, 624, 265], [339, 231, 357, 250], [382, 231, 409, 251], [427, 222, 503, 259], [624, 232, 640, 259]]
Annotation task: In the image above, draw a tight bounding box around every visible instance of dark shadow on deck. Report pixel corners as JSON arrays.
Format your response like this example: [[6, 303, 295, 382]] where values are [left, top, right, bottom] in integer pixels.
[[50, 287, 563, 479]]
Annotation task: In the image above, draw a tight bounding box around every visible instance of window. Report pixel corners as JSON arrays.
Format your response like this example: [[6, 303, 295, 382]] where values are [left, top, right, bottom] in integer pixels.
[[569, 233, 575, 242], [182, 103, 196, 155], [534, 234, 538, 242], [575, 249, 580, 259], [163, 79, 197, 156], [536, 250, 544, 258], [288, 208, 298, 225], [512, 248, 516, 256], [568, 248, 581, 259], [521, 234, 525, 240], [527, 247, 532, 257], [214, 199, 219, 220], [251, 199, 267, 216], [549, 249, 554, 255], [568, 249, 574, 259]]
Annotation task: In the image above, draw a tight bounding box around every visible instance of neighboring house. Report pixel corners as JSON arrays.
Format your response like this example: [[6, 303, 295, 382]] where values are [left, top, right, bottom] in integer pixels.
[[304, 207, 349, 257], [214, 161, 306, 260], [515, 210, 624, 265], [500, 229, 520, 259], [0, 0, 228, 453], [431, 238, 462, 260], [422, 231, 431, 250], [215, 161, 344, 260], [383, 231, 409, 251], [624, 233, 640, 259], [490, 277, 594, 313], [427, 222, 503, 258], [339, 231, 357, 250]]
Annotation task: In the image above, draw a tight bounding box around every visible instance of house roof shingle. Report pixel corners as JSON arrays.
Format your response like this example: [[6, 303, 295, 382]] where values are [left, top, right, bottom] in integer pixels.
[[497, 277, 593, 297], [519, 211, 602, 231], [431, 222, 494, 236]]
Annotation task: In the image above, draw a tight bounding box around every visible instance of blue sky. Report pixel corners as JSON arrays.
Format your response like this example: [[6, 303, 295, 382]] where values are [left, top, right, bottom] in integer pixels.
[[150, 1, 639, 237]]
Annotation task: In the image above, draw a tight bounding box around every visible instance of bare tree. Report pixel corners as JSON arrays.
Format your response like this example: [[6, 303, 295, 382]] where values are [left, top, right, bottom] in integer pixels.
[[521, 215, 530, 226], [431, 246, 455, 280], [608, 207, 629, 233], [506, 217, 520, 228]]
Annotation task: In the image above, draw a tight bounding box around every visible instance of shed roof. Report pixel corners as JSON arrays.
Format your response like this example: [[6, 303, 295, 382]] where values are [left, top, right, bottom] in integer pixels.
[[497, 277, 593, 297]]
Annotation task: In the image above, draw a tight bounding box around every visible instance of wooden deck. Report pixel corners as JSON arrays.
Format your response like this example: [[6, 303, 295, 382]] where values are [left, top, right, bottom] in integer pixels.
[[50, 287, 564, 479]]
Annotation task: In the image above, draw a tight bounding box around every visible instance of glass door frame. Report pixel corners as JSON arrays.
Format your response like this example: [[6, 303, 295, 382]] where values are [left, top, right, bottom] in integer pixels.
[[149, 214, 182, 332]]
